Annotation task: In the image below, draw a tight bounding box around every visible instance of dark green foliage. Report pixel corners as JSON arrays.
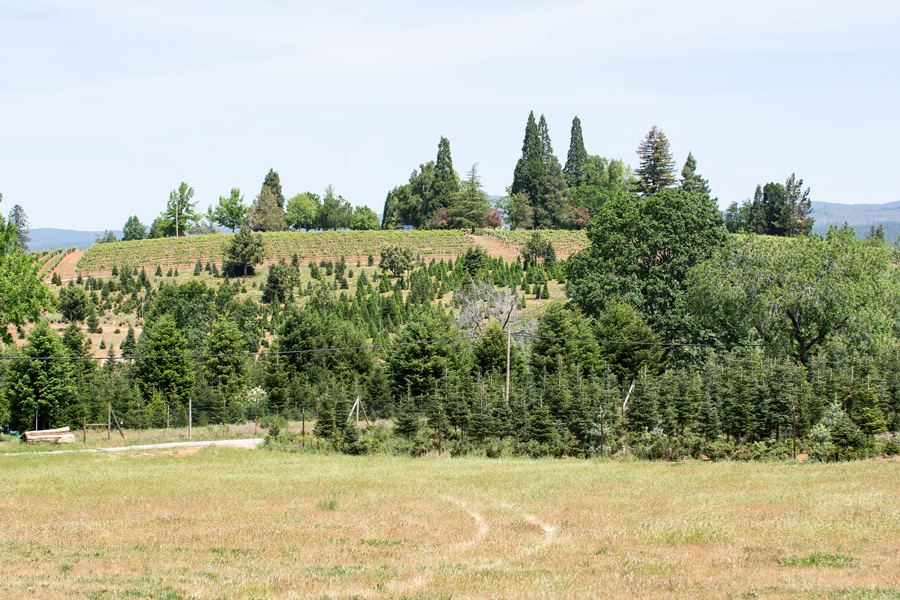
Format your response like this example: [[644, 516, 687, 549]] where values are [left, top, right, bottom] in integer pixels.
[[526, 403, 555, 446], [7, 204, 30, 250], [6, 320, 75, 430], [121, 325, 136, 358], [747, 174, 813, 237], [86, 309, 101, 334], [261, 263, 298, 304], [564, 116, 588, 188], [634, 126, 676, 197], [379, 245, 414, 278], [135, 315, 194, 403], [314, 396, 337, 440], [122, 215, 147, 241], [511, 112, 570, 229], [249, 186, 286, 232], [204, 318, 248, 395], [224, 227, 265, 277], [851, 388, 886, 445], [388, 310, 469, 398], [521, 231, 556, 268], [447, 165, 489, 229], [317, 185, 353, 230], [431, 136, 459, 218], [567, 187, 727, 340], [530, 302, 604, 378], [261, 168, 286, 209], [392, 394, 419, 438], [57, 285, 91, 323], [680, 152, 711, 199], [592, 299, 662, 383]]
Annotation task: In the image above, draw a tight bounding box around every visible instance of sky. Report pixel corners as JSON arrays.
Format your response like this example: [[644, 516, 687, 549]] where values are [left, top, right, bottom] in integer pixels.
[[1, 0, 898, 230]]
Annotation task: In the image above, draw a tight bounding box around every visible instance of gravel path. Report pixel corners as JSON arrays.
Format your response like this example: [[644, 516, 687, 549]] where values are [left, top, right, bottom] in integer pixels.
[[0, 438, 263, 457]]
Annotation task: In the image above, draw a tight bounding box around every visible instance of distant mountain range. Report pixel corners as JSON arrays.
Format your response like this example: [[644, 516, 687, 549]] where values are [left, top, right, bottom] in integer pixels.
[[810, 200, 900, 240], [28, 229, 122, 252], [25, 200, 900, 252]]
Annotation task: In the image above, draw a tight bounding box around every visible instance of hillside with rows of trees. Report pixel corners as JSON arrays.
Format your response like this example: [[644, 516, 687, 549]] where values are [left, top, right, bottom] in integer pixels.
[[2, 117, 899, 462]]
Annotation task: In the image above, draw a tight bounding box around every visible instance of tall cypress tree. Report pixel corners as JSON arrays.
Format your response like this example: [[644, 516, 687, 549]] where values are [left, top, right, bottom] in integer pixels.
[[564, 116, 588, 188], [511, 111, 543, 207], [534, 115, 569, 228], [431, 137, 459, 219], [635, 126, 676, 197], [262, 169, 286, 209]]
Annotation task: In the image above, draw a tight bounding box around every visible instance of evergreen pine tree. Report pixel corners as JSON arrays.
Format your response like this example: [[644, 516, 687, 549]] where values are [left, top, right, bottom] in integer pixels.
[[635, 126, 677, 196], [680, 152, 711, 199], [698, 391, 721, 442], [852, 388, 886, 448], [526, 402, 556, 445], [430, 137, 459, 219], [511, 112, 543, 207], [626, 377, 659, 434], [8, 204, 30, 250], [563, 116, 588, 188], [262, 168, 286, 209], [534, 115, 570, 228], [393, 394, 419, 438], [314, 396, 336, 440]]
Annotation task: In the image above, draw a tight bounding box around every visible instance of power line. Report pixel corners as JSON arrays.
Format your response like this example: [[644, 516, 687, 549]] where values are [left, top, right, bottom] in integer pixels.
[[519, 334, 764, 349]]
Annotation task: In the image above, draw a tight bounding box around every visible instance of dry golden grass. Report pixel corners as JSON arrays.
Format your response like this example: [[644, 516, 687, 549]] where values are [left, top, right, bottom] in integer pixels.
[[1, 450, 899, 599]]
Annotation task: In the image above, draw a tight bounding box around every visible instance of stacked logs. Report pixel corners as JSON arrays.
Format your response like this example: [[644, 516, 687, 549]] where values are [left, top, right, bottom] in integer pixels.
[[22, 427, 76, 444]]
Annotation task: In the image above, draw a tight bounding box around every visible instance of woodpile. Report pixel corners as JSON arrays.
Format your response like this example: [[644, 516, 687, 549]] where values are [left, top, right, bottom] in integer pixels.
[[22, 427, 76, 444]]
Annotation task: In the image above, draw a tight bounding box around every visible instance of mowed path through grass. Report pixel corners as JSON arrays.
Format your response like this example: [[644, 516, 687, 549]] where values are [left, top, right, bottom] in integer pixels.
[[2, 449, 899, 599]]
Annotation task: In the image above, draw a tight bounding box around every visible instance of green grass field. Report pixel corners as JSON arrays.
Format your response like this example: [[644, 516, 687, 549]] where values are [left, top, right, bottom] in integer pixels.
[[2, 448, 898, 599]]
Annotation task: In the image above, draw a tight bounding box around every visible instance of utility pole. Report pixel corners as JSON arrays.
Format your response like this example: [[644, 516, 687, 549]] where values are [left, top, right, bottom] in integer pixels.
[[505, 320, 511, 405], [792, 405, 797, 460], [188, 394, 192, 440]]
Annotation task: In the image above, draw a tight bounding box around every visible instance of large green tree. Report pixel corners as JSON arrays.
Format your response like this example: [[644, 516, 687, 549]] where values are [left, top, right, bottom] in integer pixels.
[[511, 112, 569, 228], [285, 192, 320, 231], [248, 186, 286, 232], [746, 174, 813, 237], [567, 156, 633, 216], [163, 182, 199, 237], [7, 204, 30, 250], [687, 231, 898, 365], [213, 188, 248, 232], [680, 152, 711, 199], [0, 217, 52, 344], [224, 227, 265, 277], [447, 165, 489, 230], [135, 315, 194, 404], [351, 206, 380, 230], [388, 309, 469, 398], [122, 215, 146, 241], [430, 136, 459, 219], [634, 126, 676, 197], [6, 320, 76, 430], [566, 187, 727, 340], [317, 185, 352, 230], [204, 318, 248, 396], [381, 162, 435, 229], [261, 168, 286, 209], [563, 116, 588, 188]]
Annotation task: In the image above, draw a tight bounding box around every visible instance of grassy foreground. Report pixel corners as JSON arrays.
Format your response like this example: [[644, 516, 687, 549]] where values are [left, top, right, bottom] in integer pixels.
[[1, 450, 898, 599]]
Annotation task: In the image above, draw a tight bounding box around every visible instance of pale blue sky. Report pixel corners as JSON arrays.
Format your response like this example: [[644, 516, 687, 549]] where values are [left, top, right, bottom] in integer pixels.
[[2, 0, 898, 229]]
